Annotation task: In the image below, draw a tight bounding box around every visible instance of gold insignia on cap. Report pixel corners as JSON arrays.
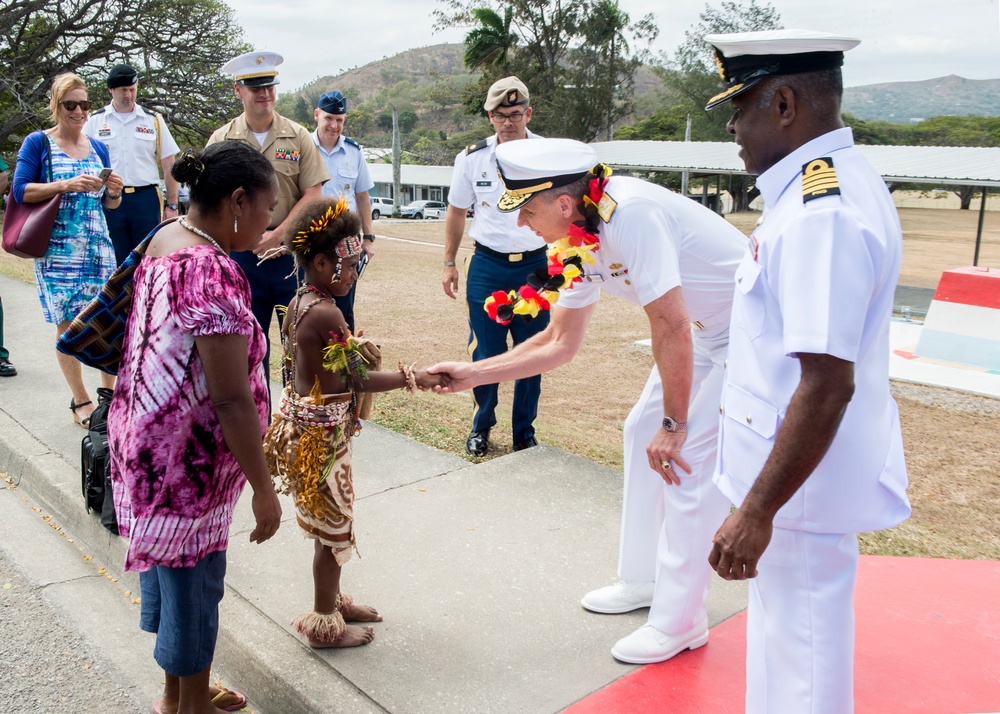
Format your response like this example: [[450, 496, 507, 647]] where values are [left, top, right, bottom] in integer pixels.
[[507, 89, 518, 104], [256, 55, 265, 65], [706, 82, 745, 108], [802, 157, 841, 203], [714, 50, 727, 81]]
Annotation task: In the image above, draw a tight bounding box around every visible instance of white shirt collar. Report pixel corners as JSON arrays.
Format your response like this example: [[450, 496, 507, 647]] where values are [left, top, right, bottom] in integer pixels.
[[312, 130, 345, 156], [755, 127, 854, 205]]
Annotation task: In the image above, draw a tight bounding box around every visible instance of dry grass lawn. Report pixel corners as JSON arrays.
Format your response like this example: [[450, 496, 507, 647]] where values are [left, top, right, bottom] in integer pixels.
[[2, 206, 997, 560]]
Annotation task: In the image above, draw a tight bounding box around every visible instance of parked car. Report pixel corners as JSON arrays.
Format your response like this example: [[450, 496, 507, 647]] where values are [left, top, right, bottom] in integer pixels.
[[399, 200, 446, 220], [424, 207, 446, 219], [370, 196, 394, 220]]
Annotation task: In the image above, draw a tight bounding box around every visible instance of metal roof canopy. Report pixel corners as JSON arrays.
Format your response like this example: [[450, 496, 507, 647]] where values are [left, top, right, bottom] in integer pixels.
[[592, 141, 1000, 188], [591, 139, 998, 265]]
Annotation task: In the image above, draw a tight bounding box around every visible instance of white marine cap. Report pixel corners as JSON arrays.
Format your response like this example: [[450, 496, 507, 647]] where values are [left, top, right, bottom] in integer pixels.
[[494, 138, 598, 212], [703, 29, 860, 109], [221, 51, 283, 88]]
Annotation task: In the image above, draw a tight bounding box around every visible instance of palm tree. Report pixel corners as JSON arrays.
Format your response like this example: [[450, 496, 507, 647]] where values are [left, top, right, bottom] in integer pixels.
[[463, 7, 518, 73]]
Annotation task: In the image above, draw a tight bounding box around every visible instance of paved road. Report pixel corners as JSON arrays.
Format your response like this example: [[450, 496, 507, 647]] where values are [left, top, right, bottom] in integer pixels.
[[0, 482, 139, 713]]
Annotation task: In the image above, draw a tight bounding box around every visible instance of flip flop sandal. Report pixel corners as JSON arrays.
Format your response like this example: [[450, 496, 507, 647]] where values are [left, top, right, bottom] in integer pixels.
[[70, 398, 93, 429], [210, 687, 248, 712]]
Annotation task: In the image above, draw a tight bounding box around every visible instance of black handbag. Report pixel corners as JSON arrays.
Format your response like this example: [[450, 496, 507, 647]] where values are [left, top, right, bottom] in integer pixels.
[[2, 134, 60, 259]]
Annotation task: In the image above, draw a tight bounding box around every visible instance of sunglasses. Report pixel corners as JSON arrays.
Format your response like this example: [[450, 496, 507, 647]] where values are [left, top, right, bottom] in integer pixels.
[[60, 100, 91, 111]]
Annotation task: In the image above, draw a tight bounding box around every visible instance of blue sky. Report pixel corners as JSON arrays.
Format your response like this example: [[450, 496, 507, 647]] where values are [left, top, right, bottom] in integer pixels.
[[226, 0, 1000, 93]]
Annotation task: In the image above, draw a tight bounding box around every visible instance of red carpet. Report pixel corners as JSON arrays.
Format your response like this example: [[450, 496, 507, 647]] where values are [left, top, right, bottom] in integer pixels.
[[566, 556, 1000, 713]]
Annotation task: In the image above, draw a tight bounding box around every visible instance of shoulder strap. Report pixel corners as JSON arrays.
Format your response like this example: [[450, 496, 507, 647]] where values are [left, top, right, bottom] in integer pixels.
[[465, 138, 489, 155], [154, 113, 162, 170], [344, 136, 361, 149], [34, 130, 54, 182]]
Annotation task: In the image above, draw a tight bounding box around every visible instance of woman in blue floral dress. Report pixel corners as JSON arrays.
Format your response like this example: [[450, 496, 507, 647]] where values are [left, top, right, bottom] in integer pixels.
[[12, 73, 124, 427]]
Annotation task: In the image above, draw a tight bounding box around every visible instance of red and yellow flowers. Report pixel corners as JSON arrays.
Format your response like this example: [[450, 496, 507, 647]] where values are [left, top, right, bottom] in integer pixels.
[[484, 164, 611, 325]]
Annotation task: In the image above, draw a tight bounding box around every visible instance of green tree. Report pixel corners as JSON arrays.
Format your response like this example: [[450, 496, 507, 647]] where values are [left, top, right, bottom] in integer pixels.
[[563, 0, 658, 141], [435, 0, 656, 140], [654, 0, 782, 143], [464, 7, 519, 73], [398, 110, 419, 134], [0, 0, 251, 154]]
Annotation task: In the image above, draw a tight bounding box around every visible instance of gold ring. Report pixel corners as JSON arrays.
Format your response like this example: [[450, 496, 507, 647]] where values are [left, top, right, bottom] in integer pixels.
[[661, 462, 671, 469]]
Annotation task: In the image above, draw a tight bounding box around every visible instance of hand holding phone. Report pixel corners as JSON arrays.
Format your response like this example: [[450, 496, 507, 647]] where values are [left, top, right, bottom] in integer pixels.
[[98, 168, 113, 184]]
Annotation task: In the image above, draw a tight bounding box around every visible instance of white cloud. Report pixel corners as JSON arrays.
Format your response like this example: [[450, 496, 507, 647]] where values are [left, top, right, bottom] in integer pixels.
[[224, 0, 1000, 92]]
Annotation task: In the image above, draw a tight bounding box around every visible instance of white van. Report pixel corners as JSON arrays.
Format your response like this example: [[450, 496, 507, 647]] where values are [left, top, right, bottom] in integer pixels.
[[370, 196, 394, 219]]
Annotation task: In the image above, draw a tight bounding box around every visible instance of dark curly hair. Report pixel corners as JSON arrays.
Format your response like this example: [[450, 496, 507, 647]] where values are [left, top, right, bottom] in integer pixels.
[[171, 143, 274, 213], [284, 197, 362, 267]]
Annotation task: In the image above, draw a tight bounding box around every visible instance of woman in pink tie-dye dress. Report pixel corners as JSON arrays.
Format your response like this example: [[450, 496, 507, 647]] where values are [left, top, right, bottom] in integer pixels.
[[107, 142, 282, 714]]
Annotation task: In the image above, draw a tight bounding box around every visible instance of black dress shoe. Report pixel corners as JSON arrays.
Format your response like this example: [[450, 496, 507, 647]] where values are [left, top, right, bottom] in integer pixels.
[[512, 436, 538, 451], [0, 358, 16, 377], [465, 430, 490, 457]]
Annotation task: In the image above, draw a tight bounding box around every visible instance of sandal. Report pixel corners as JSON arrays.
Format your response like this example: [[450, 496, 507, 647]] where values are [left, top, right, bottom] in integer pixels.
[[210, 687, 248, 712], [70, 398, 93, 428]]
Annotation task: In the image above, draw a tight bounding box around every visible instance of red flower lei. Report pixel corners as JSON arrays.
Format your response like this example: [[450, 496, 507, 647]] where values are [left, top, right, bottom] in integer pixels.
[[484, 163, 613, 325]]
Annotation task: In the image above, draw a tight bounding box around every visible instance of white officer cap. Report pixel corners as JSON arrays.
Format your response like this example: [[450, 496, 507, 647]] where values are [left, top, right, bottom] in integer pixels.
[[221, 51, 283, 88], [495, 138, 598, 212], [704, 29, 860, 109]]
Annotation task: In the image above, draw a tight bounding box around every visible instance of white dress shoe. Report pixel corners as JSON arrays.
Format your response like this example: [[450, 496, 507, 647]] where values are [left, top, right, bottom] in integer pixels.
[[611, 619, 709, 664], [580, 580, 655, 614]]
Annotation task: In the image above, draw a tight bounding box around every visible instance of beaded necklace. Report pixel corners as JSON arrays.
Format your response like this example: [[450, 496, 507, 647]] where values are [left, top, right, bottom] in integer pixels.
[[485, 163, 612, 325], [178, 217, 225, 252]]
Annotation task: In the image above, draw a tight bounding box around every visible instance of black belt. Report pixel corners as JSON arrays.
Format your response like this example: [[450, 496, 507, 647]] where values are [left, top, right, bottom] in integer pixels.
[[122, 184, 158, 194], [474, 242, 547, 263]]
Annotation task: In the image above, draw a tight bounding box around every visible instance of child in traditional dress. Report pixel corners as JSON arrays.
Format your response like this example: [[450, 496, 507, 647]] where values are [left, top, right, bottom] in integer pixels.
[[264, 197, 440, 649]]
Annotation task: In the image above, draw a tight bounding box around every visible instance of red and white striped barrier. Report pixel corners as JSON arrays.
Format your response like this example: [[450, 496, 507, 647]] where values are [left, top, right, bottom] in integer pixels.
[[915, 266, 1000, 373]]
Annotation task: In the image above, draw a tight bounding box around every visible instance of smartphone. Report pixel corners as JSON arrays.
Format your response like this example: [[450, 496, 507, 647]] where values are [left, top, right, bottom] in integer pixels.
[[98, 168, 113, 184], [356, 253, 369, 278]]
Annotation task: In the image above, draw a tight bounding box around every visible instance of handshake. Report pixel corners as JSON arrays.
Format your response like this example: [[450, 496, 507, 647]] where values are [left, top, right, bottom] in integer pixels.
[[410, 362, 475, 394]]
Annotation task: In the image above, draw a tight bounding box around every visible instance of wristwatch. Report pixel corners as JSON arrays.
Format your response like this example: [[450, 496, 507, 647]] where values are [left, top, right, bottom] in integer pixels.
[[363, 233, 376, 242], [165, 202, 178, 210], [662, 417, 687, 433]]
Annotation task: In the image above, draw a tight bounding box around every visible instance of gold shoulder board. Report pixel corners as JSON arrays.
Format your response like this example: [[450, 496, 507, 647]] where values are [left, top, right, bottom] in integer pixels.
[[597, 192, 617, 222], [802, 157, 840, 203]]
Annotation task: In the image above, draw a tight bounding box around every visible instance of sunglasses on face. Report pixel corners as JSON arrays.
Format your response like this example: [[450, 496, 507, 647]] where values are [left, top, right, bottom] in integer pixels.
[[60, 100, 91, 111]]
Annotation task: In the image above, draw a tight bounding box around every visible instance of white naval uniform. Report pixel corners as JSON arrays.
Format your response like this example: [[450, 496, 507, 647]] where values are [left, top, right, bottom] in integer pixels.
[[448, 131, 544, 253], [313, 132, 373, 209], [83, 104, 179, 186], [557, 176, 744, 636], [716, 128, 911, 713]]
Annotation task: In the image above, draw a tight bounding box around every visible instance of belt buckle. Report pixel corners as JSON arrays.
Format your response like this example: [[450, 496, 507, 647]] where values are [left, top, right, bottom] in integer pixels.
[[508, 253, 523, 262], [124, 187, 136, 194]]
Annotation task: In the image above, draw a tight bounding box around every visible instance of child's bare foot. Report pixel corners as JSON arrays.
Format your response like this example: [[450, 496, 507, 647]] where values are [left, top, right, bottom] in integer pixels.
[[308, 624, 375, 648], [340, 599, 382, 623]]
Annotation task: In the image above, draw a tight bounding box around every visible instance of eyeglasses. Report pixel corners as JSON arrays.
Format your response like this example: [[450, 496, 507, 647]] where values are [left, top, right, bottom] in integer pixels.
[[60, 100, 91, 111], [490, 110, 525, 124]]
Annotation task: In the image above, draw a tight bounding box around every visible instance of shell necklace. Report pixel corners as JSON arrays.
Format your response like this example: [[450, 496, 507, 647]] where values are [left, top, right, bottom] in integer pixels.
[[178, 217, 225, 252]]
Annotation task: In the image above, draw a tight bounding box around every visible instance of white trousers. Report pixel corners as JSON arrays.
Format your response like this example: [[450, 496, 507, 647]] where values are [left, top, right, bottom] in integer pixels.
[[617, 340, 732, 635], [747, 528, 859, 714]]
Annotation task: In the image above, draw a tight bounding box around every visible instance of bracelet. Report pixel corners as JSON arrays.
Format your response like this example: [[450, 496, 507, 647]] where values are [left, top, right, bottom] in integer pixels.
[[444, 261, 456, 267], [106, 192, 122, 200], [398, 361, 417, 394]]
